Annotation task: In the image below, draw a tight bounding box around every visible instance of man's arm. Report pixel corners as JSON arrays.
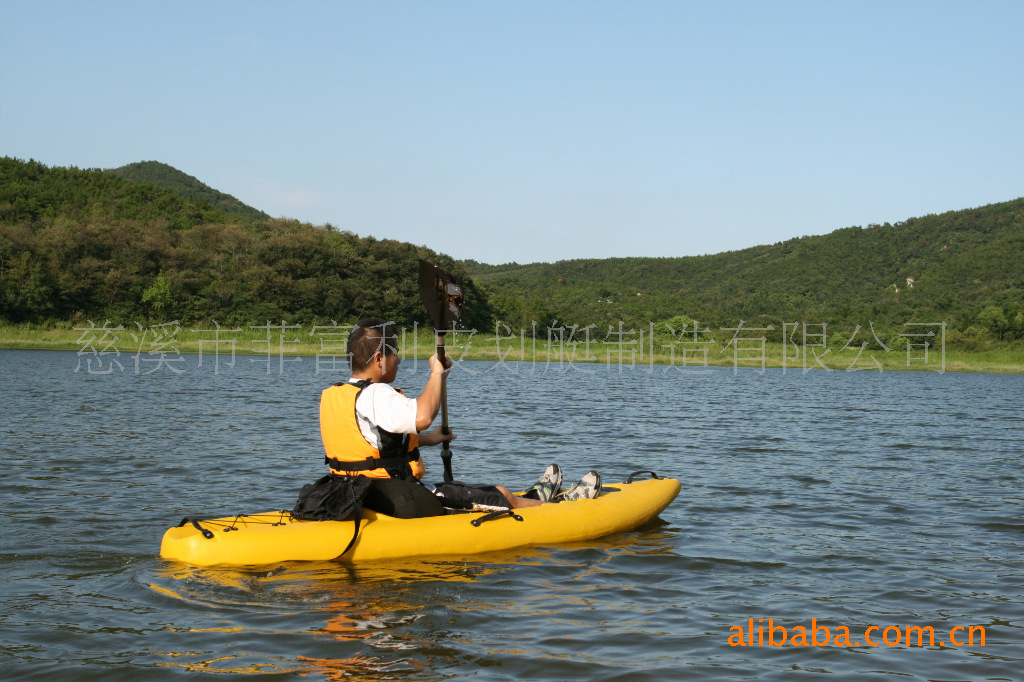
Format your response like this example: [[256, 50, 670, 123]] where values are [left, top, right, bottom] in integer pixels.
[[415, 354, 451, 431]]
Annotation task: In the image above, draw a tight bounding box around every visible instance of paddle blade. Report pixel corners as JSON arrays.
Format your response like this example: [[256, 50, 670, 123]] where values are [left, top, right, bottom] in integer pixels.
[[418, 259, 464, 328]]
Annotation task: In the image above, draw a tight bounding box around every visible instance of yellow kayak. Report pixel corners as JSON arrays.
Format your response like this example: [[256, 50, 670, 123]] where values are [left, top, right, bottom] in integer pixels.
[[160, 475, 681, 567]]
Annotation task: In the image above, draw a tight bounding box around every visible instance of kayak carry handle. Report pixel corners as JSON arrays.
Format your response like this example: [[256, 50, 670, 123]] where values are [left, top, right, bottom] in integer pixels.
[[178, 517, 215, 540], [470, 509, 524, 527], [627, 471, 663, 484]]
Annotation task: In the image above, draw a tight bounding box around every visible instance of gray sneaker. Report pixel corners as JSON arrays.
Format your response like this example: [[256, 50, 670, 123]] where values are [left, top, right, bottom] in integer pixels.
[[560, 470, 602, 501], [525, 463, 562, 502]]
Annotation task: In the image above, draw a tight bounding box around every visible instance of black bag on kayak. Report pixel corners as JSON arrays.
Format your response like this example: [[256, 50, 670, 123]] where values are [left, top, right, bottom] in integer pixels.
[[291, 474, 373, 559], [291, 474, 372, 521]]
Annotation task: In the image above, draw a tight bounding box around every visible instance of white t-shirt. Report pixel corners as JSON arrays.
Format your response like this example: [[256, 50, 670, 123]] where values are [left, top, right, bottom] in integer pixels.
[[351, 379, 418, 448]]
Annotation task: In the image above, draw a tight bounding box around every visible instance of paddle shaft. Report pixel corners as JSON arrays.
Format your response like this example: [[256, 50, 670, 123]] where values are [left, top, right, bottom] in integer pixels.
[[437, 331, 450, 433], [437, 329, 453, 482]]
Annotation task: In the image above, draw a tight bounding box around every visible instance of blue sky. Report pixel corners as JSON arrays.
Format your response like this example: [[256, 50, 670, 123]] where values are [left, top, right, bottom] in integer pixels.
[[2, 0, 1022, 265]]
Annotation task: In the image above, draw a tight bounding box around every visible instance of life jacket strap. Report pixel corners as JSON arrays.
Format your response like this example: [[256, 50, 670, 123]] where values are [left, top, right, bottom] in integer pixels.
[[325, 449, 419, 473]]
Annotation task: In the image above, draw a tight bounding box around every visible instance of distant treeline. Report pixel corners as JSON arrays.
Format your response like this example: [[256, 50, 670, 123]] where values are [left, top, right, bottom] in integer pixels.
[[466, 200, 1024, 347], [0, 158, 489, 329], [2, 157, 1022, 349]]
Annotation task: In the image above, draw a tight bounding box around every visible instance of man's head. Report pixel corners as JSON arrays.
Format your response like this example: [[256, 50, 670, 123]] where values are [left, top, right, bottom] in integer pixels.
[[348, 319, 400, 377]]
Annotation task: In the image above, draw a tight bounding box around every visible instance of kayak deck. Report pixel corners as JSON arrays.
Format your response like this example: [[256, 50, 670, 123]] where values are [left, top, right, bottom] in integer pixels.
[[160, 476, 681, 567]]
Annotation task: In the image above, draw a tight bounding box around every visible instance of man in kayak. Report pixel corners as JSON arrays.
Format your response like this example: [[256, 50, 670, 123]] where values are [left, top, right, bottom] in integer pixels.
[[319, 318, 601, 517]]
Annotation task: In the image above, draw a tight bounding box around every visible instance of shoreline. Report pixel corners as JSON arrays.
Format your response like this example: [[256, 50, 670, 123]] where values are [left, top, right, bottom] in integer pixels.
[[2, 325, 1020, 374]]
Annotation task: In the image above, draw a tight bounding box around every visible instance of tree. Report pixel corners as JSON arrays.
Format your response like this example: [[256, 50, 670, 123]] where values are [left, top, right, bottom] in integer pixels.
[[142, 271, 173, 315], [977, 305, 1009, 341]]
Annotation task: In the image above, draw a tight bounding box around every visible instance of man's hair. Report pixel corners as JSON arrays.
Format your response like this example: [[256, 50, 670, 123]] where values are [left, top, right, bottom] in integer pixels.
[[348, 318, 399, 372]]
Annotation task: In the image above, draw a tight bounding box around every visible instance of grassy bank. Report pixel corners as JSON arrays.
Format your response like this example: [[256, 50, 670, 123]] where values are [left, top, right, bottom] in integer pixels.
[[2, 322, 1020, 374]]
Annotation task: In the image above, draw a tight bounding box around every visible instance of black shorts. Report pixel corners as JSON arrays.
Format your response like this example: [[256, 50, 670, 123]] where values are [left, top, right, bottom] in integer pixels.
[[434, 482, 508, 509], [363, 478, 446, 518]]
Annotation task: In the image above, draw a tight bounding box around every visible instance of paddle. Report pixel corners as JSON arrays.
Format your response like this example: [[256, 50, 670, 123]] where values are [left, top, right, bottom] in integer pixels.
[[418, 259, 464, 483]]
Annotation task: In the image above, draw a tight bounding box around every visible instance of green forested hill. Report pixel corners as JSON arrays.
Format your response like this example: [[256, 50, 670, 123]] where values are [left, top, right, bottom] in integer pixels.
[[2, 157, 1021, 347], [467, 199, 1024, 343], [106, 161, 270, 221], [0, 157, 486, 327]]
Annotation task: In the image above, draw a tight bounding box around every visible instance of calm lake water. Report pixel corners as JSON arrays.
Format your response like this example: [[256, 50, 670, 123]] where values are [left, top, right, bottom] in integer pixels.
[[1, 349, 1023, 681]]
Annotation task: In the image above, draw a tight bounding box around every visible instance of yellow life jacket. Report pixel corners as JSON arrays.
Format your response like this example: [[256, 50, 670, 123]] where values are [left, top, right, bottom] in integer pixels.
[[320, 380, 424, 480]]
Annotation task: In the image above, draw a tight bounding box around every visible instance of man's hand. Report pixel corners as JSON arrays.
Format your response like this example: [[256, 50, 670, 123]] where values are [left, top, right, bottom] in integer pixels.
[[419, 424, 457, 446], [428, 352, 452, 375]]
